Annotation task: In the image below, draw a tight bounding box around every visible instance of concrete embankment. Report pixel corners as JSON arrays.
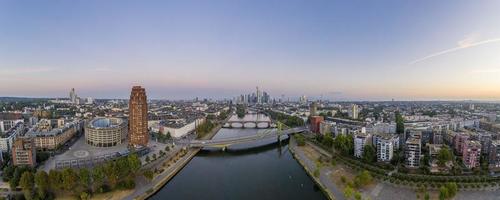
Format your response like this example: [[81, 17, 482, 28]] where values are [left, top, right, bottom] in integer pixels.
[[288, 137, 337, 200], [133, 147, 201, 200]]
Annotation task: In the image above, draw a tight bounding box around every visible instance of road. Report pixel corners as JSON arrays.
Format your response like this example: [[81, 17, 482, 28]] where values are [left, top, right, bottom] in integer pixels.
[[187, 127, 307, 147]]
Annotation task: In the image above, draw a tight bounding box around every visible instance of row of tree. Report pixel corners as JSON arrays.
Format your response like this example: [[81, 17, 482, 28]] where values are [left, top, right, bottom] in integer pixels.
[[196, 120, 216, 138], [17, 154, 141, 200], [266, 110, 304, 127]]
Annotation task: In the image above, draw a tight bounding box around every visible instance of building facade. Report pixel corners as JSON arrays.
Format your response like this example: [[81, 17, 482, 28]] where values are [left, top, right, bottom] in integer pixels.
[[129, 86, 149, 147], [405, 135, 421, 168], [24, 119, 83, 150], [354, 133, 371, 158], [374, 133, 399, 162], [489, 140, 500, 170], [310, 116, 324, 134], [12, 138, 36, 167], [462, 140, 481, 169], [0, 122, 24, 152], [86, 117, 128, 147]]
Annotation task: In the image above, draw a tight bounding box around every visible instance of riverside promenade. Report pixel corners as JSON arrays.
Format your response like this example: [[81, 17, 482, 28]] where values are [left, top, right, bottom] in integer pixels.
[[289, 137, 342, 200]]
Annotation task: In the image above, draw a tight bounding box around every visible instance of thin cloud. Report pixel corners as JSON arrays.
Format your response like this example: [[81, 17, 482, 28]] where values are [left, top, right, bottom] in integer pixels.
[[471, 68, 500, 73], [0, 67, 54, 75], [410, 38, 500, 65]]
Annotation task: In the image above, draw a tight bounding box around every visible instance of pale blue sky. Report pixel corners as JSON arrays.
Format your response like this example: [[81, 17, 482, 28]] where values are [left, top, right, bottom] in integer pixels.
[[1, 0, 500, 100]]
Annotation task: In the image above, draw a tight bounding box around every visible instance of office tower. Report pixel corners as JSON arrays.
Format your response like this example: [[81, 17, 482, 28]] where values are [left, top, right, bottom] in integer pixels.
[[256, 86, 261, 104], [310, 101, 318, 116], [129, 86, 148, 148], [350, 104, 359, 119], [69, 88, 77, 103]]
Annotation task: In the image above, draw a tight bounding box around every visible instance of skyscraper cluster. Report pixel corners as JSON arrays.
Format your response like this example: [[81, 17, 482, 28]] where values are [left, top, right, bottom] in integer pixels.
[[234, 86, 271, 105], [68, 88, 93, 104]]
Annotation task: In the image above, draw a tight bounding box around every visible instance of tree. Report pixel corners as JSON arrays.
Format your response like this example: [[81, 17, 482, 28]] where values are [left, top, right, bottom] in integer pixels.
[[19, 171, 34, 200], [61, 168, 78, 192], [91, 166, 105, 192], [354, 170, 373, 188], [128, 154, 142, 174], [165, 146, 170, 152], [395, 111, 405, 134], [80, 191, 90, 200], [354, 191, 362, 200], [48, 170, 63, 191], [343, 185, 354, 199], [145, 155, 151, 163], [78, 168, 91, 191], [437, 147, 452, 167], [333, 134, 354, 155], [236, 104, 246, 118], [322, 135, 334, 147], [362, 145, 376, 163], [439, 186, 448, 200], [445, 182, 457, 198], [143, 170, 154, 181], [34, 171, 49, 199]]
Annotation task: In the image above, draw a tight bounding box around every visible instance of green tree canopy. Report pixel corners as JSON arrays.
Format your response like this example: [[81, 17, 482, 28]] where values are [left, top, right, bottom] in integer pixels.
[[437, 147, 452, 167], [34, 171, 49, 199], [362, 145, 377, 163]]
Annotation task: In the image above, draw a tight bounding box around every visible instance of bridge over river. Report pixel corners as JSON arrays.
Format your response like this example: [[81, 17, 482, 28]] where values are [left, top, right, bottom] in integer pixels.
[[187, 127, 307, 148]]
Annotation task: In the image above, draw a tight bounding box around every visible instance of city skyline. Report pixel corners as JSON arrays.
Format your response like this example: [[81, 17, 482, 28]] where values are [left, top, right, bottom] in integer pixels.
[[2, 0, 500, 100]]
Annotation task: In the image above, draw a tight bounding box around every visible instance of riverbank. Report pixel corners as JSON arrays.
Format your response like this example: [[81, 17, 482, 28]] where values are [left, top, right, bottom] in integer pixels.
[[289, 136, 339, 200], [126, 122, 224, 200]]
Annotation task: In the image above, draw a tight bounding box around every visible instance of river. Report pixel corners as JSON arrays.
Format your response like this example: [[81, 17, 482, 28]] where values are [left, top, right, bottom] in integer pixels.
[[150, 114, 327, 200]]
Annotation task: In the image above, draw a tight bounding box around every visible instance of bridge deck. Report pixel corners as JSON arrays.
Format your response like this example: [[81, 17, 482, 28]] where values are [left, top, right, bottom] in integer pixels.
[[188, 127, 307, 147]]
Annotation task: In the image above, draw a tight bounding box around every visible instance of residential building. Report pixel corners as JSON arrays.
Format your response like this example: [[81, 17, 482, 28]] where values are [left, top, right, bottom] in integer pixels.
[[405, 134, 421, 168], [0, 122, 24, 152], [453, 133, 469, 156], [12, 138, 36, 167], [489, 140, 500, 170], [129, 86, 149, 148], [373, 133, 399, 162], [310, 116, 324, 134], [319, 121, 334, 136], [462, 140, 481, 169], [25, 119, 83, 150], [354, 133, 371, 158], [0, 112, 24, 132]]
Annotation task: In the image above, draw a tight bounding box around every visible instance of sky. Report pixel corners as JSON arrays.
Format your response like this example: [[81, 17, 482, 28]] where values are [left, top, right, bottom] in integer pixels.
[[1, 0, 500, 100]]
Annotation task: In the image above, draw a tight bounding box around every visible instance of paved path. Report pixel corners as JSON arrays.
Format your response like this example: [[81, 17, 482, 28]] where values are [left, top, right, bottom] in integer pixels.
[[290, 138, 345, 200]]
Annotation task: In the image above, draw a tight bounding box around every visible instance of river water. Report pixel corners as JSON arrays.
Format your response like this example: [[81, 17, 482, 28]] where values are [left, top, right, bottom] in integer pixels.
[[150, 114, 327, 200]]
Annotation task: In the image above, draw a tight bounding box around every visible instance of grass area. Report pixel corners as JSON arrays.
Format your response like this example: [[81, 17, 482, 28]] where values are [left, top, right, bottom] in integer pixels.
[[55, 189, 134, 200]]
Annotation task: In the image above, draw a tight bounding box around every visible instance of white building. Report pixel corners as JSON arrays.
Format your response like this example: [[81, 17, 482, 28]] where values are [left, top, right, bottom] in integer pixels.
[[0, 122, 24, 152], [354, 133, 371, 158], [374, 133, 399, 162], [405, 132, 422, 168], [349, 104, 359, 119], [161, 117, 206, 138]]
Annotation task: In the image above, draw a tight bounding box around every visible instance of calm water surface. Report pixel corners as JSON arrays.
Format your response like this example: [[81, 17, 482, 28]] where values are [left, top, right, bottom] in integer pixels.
[[150, 114, 327, 200]]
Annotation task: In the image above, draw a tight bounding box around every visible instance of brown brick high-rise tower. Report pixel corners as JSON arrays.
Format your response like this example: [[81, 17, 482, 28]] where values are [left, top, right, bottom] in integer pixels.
[[129, 86, 148, 147]]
